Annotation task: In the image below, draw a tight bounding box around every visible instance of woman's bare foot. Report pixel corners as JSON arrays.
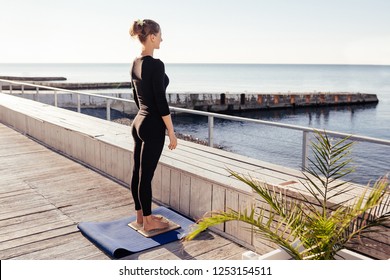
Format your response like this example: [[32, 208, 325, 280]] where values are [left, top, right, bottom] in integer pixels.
[[143, 215, 169, 232], [136, 210, 164, 225]]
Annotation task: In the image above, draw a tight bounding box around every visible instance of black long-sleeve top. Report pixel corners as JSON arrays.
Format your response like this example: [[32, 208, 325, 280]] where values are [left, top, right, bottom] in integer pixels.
[[131, 56, 170, 117]]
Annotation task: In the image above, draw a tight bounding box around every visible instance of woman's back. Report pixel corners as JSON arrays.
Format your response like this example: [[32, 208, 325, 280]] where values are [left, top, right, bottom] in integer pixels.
[[131, 56, 170, 117]]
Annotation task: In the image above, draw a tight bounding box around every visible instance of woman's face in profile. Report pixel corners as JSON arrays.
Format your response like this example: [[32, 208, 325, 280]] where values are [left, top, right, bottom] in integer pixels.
[[152, 31, 163, 49]]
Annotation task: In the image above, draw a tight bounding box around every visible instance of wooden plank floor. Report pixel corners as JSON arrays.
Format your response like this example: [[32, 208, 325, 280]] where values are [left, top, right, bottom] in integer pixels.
[[0, 123, 247, 260]]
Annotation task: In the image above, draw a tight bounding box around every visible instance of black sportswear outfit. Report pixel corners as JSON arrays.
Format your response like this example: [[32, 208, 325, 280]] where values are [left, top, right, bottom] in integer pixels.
[[130, 56, 170, 216]]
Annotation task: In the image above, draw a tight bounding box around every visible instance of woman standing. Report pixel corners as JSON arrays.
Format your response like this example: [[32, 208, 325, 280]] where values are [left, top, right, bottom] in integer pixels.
[[129, 19, 177, 232]]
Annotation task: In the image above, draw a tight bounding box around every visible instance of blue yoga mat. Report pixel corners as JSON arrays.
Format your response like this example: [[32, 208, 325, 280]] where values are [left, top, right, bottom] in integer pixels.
[[77, 207, 194, 258]]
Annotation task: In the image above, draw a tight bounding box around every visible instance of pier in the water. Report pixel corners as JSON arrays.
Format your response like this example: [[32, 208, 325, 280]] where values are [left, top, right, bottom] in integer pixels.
[[167, 92, 379, 112], [0, 76, 380, 113], [3, 88, 379, 114]]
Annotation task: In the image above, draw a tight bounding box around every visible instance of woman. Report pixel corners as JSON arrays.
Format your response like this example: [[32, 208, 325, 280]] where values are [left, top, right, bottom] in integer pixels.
[[129, 19, 177, 232]]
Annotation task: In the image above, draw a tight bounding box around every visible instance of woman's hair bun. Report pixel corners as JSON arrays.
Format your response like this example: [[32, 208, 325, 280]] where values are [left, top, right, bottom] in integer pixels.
[[129, 19, 160, 43]]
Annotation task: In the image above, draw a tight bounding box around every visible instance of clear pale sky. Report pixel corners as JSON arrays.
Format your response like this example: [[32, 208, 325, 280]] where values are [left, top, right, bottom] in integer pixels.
[[1, 0, 389, 64]]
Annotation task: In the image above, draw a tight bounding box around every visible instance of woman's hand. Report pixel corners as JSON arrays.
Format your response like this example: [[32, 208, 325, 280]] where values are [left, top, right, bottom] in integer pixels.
[[162, 114, 177, 150], [167, 130, 177, 150]]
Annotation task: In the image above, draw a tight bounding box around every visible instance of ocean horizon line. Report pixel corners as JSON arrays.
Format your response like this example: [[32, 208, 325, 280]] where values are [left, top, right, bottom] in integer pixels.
[[1, 62, 390, 67]]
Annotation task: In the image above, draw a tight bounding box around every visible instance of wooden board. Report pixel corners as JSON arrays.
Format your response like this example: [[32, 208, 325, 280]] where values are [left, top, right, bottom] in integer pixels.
[[0, 123, 248, 260], [128, 216, 181, 238]]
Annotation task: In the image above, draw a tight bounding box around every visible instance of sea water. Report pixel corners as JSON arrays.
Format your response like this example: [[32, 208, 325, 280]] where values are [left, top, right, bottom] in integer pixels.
[[1, 63, 389, 184]]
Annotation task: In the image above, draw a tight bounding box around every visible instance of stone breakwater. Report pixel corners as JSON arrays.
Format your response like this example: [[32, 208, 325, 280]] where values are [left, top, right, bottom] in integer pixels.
[[0, 77, 378, 112], [0, 76, 67, 81], [0, 81, 131, 90], [0, 76, 380, 112], [1, 90, 379, 115], [166, 92, 379, 112]]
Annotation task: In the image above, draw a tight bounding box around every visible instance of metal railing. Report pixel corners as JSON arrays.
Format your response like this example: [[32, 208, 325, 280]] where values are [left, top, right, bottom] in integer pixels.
[[1, 78, 390, 170]]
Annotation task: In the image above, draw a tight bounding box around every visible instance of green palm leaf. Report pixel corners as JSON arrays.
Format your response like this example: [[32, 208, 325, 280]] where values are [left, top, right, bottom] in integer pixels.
[[185, 130, 390, 259]]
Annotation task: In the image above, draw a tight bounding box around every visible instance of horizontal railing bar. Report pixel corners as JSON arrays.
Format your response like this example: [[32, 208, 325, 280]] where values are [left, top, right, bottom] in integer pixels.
[[0, 79, 127, 103], [1, 78, 390, 147], [169, 106, 390, 146]]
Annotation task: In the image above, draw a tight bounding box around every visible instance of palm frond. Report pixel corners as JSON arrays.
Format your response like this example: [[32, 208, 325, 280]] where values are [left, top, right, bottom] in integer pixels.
[[185, 130, 390, 260], [228, 169, 288, 217]]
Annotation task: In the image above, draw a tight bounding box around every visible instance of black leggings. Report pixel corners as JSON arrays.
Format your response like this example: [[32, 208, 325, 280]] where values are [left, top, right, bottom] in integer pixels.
[[130, 114, 166, 216]]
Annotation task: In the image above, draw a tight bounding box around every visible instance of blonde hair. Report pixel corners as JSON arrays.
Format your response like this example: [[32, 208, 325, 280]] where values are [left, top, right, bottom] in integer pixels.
[[129, 19, 160, 43]]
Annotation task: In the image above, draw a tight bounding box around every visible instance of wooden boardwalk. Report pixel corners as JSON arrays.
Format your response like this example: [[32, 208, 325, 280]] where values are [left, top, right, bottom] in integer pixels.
[[1, 92, 389, 260], [0, 123, 247, 260]]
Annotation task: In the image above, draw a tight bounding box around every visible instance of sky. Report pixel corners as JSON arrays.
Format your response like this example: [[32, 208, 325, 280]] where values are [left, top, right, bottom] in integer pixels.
[[1, 0, 390, 65]]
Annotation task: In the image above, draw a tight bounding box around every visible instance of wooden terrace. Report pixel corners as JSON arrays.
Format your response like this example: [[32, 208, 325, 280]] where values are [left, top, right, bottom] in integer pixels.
[[0, 92, 389, 260], [0, 123, 247, 260]]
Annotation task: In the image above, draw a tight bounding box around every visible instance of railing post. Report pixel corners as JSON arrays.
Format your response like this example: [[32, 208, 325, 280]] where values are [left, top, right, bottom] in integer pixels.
[[36, 87, 39, 101], [302, 131, 309, 170], [10, 84, 13, 94], [0, 82, 2, 92], [208, 115, 214, 147], [54, 91, 58, 107], [106, 99, 111, 121], [77, 94, 81, 113], [21, 85, 24, 94]]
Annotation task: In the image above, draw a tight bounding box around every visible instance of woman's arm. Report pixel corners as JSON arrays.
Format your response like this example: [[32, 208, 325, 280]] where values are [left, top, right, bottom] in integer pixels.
[[131, 81, 140, 109], [152, 59, 177, 150], [162, 114, 177, 150], [152, 60, 170, 116]]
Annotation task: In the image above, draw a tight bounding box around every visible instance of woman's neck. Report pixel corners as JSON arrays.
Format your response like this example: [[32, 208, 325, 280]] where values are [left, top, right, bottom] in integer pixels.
[[141, 46, 154, 57]]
